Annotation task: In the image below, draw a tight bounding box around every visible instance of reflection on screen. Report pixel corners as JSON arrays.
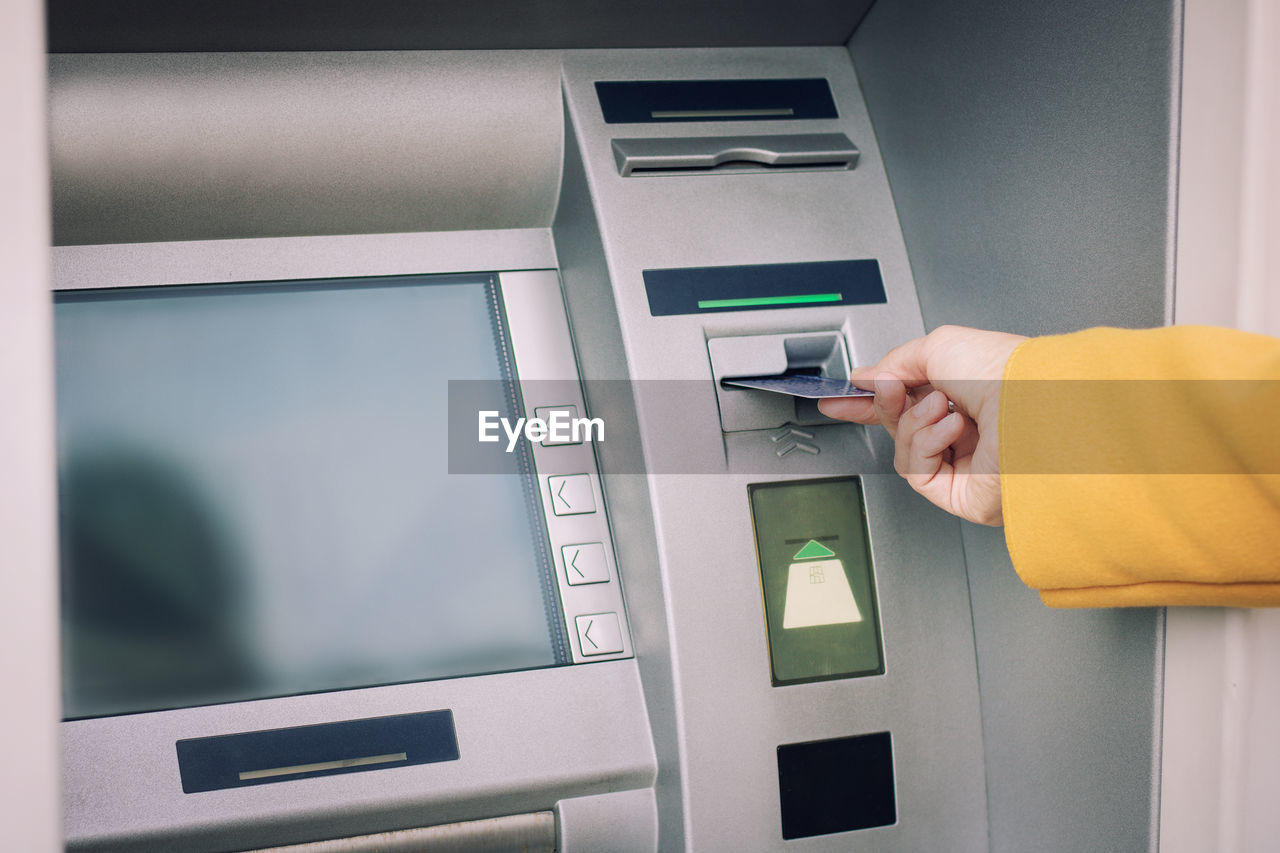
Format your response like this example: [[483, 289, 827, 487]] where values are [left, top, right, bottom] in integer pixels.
[[55, 274, 564, 719]]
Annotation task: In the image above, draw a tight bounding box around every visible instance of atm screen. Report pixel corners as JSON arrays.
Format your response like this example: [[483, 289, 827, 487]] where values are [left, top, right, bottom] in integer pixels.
[[54, 274, 566, 720]]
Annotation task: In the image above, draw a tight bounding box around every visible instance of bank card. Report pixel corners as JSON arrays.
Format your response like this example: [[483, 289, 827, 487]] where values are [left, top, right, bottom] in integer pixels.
[[721, 374, 875, 399]]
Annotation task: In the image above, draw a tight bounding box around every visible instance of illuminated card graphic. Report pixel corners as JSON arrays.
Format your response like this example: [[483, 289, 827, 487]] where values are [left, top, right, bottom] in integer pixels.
[[781, 540, 863, 629], [750, 479, 883, 684]]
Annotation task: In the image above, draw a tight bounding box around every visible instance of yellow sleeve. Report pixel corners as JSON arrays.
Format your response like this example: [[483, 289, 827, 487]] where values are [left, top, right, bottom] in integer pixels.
[[999, 325, 1280, 607]]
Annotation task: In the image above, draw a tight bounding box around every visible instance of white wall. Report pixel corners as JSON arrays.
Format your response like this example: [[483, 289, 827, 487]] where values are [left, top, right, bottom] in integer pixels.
[[1224, 2, 1280, 850], [1164, 0, 1280, 850], [0, 0, 62, 851]]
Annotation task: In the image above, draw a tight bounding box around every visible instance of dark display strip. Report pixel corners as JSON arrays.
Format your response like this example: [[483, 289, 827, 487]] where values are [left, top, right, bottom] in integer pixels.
[[778, 732, 896, 839], [176, 710, 458, 793], [643, 260, 885, 317], [595, 79, 837, 124]]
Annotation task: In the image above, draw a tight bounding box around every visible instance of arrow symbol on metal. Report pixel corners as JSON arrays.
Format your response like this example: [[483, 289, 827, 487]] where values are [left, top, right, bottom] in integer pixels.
[[555, 479, 570, 509], [770, 426, 815, 443], [570, 549, 584, 578], [583, 619, 598, 649], [770, 427, 819, 457]]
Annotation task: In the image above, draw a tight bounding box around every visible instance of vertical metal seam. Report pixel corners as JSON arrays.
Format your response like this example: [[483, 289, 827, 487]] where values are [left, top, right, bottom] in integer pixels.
[[487, 275, 571, 665]]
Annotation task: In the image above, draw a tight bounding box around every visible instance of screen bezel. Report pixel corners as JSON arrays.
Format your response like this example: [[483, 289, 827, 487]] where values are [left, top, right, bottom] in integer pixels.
[[54, 231, 640, 851]]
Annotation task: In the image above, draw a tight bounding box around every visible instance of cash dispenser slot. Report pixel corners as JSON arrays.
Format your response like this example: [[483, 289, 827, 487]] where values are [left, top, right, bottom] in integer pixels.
[[709, 331, 851, 432], [176, 710, 459, 793], [612, 134, 859, 177]]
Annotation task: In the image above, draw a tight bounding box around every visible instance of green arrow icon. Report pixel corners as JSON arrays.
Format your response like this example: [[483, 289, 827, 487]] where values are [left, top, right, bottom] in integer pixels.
[[793, 539, 836, 560]]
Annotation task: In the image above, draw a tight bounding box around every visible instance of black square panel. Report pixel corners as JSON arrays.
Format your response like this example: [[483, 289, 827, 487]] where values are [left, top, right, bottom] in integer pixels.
[[777, 731, 896, 840]]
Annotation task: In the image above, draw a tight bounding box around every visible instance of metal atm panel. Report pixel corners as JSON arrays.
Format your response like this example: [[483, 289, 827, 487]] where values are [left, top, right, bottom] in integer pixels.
[[554, 47, 989, 851]]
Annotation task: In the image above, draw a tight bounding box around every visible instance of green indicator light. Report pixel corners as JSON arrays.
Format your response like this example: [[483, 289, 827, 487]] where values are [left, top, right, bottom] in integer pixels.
[[793, 539, 837, 560], [697, 293, 843, 309]]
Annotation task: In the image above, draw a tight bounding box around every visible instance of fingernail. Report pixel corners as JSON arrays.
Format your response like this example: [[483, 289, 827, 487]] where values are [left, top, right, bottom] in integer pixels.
[[930, 411, 960, 434], [919, 390, 944, 415]]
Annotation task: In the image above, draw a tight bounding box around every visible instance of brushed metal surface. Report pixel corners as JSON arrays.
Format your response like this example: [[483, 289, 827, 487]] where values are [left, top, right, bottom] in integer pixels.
[[555, 47, 988, 852], [50, 52, 563, 245], [244, 812, 555, 853], [849, 3, 1176, 851]]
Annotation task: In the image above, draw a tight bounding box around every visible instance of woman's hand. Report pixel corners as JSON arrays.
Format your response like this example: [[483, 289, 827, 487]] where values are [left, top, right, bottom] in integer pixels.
[[817, 325, 1026, 525]]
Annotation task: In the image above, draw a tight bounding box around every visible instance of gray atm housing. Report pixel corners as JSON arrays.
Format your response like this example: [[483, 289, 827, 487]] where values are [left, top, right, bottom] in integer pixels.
[[51, 1, 1174, 850]]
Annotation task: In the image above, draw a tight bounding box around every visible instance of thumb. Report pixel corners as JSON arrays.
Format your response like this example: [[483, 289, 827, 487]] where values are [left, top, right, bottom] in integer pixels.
[[853, 326, 1026, 422]]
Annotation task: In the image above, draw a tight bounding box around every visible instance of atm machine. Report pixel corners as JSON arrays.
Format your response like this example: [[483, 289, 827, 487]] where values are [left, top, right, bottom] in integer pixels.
[[45, 1, 1176, 850]]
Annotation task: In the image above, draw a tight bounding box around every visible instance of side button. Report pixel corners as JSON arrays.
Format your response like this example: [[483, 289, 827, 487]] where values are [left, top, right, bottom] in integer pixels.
[[534, 405, 583, 446], [548, 474, 596, 516], [562, 543, 610, 585], [575, 613, 624, 656]]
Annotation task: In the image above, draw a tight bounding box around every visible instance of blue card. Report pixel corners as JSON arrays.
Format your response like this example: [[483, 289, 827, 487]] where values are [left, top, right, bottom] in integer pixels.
[[721, 374, 875, 399]]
